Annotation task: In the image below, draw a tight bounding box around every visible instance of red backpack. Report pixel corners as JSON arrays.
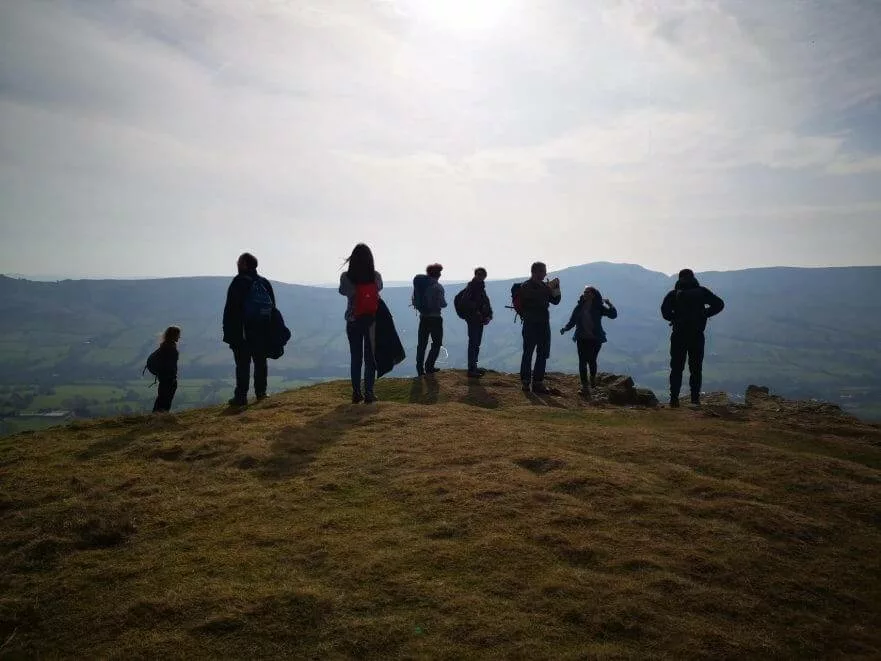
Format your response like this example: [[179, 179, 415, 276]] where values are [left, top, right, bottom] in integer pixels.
[[354, 282, 379, 318]]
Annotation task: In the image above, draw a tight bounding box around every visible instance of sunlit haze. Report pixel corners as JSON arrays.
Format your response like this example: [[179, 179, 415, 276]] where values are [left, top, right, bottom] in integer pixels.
[[1, 0, 880, 284]]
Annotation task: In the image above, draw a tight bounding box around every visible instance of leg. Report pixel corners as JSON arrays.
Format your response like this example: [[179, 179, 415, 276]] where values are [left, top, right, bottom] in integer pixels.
[[347, 322, 364, 395], [233, 345, 251, 402], [252, 350, 268, 398], [153, 378, 175, 412], [576, 339, 589, 386], [669, 332, 687, 402], [467, 321, 482, 372], [362, 319, 377, 398], [688, 332, 705, 402], [416, 317, 429, 374], [426, 318, 443, 370], [588, 341, 601, 385], [520, 325, 537, 385], [532, 322, 551, 384]]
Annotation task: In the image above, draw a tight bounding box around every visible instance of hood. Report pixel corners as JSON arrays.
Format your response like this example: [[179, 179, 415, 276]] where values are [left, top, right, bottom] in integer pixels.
[[675, 275, 699, 291]]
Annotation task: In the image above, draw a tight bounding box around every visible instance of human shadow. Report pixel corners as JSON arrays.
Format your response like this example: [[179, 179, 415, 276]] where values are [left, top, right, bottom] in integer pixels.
[[259, 403, 376, 479], [409, 375, 440, 405], [459, 376, 500, 410], [524, 391, 567, 409]]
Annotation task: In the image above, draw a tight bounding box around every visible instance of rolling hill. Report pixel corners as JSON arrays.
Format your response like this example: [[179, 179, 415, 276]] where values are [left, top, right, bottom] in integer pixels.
[[1, 263, 880, 419], [1, 372, 880, 658]]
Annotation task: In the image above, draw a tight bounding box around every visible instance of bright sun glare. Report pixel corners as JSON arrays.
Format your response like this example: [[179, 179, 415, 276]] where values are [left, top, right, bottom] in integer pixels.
[[403, 0, 513, 33]]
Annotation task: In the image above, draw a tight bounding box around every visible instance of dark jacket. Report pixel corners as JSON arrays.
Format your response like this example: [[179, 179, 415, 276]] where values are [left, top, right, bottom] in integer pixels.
[[154, 342, 179, 380], [223, 270, 276, 347], [562, 297, 617, 343], [661, 275, 724, 333], [519, 278, 562, 323], [461, 279, 493, 323], [373, 299, 405, 378]]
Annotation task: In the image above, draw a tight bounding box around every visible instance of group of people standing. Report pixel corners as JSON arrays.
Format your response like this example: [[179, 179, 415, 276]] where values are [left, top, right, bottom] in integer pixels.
[[147, 247, 725, 413]]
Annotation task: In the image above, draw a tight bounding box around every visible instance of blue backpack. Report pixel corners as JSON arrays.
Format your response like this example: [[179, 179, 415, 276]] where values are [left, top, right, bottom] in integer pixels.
[[244, 277, 274, 322], [412, 274, 431, 313]]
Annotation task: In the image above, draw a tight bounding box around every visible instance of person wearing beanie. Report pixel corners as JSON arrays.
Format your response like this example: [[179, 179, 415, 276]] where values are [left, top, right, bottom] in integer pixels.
[[415, 263, 447, 376], [660, 268, 725, 407]]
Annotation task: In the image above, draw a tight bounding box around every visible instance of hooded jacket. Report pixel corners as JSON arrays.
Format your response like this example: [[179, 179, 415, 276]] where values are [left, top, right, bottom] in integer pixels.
[[562, 296, 617, 343], [460, 278, 493, 323], [660, 274, 724, 333]]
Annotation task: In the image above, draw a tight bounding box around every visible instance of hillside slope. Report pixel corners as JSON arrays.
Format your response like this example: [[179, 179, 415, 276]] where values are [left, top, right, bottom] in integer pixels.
[[2, 372, 881, 659]]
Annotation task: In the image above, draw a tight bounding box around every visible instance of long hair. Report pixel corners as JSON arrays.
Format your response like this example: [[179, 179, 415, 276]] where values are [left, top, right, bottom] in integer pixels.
[[161, 325, 181, 345], [581, 286, 602, 309], [344, 243, 376, 284]]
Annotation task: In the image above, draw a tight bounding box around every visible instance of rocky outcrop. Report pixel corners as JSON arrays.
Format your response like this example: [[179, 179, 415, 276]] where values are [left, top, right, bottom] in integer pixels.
[[592, 373, 659, 408]]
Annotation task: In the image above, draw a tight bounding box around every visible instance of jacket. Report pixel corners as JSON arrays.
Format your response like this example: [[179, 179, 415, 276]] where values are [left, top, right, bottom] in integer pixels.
[[461, 279, 493, 323], [223, 270, 276, 347], [660, 275, 724, 333], [519, 278, 562, 323], [339, 271, 383, 323], [373, 299, 406, 378], [154, 342, 179, 380], [562, 298, 617, 343], [420, 278, 447, 318]]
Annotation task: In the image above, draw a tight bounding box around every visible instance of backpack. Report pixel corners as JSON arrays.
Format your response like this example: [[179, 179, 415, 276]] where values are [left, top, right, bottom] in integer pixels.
[[267, 308, 293, 359], [243, 277, 274, 322], [412, 274, 431, 313], [509, 282, 525, 321], [454, 287, 470, 320], [353, 282, 379, 318], [143, 349, 161, 377]]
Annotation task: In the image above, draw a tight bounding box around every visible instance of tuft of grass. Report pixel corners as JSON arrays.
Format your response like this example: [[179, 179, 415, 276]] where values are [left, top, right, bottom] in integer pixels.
[[1, 371, 880, 659]]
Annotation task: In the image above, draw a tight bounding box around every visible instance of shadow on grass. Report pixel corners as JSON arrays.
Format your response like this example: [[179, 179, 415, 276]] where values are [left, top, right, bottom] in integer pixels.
[[525, 392, 567, 409], [259, 404, 376, 479], [409, 376, 439, 405], [460, 377, 500, 409]]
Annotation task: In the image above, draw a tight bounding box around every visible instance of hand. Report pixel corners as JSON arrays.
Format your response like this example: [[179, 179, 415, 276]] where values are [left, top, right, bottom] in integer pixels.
[[559, 328, 566, 335], [603, 298, 611, 305]]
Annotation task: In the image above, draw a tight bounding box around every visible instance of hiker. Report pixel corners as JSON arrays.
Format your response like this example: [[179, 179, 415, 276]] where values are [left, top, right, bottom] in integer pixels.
[[222, 252, 276, 406], [514, 262, 561, 393], [339, 243, 383, 403], [413, 263, 447, 376], [560, 287, 617, 397], [660, 268, 725, 407], [454, 267, 493, 378], [151, 326, 181, 413]]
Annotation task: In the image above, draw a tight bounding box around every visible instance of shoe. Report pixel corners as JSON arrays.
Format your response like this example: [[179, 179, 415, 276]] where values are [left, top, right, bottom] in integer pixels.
[[669, 397, 680, 409], [477, 367, 487, 375], [521, 381, 531, 392], [579, 384, 591, 398], [467, 370, 483, 378], [590, 377, 597, 388], [416, 369, 425, 377], [426, 367, 441, 374], [532, 382, 551, 395], [228, 397, 246, 407], [352, 392, 363, 404], [691, 392, 701, 406], [255, 393, 268, 401], [364, 393, 377, 404]]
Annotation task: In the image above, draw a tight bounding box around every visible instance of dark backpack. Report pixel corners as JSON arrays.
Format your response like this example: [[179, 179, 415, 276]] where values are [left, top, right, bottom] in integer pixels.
[[142, 348, 160, 381], [509, 282, 525, 321], [243, 277, 274, 322], [412, 274, 431, 313], [353, 282, 379, 318], [267, 308, 293, 360], [454, 287, 470, 320]]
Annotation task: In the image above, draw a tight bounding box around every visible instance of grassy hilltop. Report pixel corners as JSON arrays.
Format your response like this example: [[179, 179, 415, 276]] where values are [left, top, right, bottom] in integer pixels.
[[2, 371, 881, 659]]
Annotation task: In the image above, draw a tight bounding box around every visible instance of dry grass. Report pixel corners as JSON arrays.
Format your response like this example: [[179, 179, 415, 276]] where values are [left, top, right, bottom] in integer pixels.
[[2, 371, 880, 659]]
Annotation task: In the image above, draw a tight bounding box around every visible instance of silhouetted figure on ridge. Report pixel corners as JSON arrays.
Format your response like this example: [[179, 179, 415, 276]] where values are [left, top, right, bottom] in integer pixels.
[[454, 267, 493, 378], [514, 262, 561, 394], [223, 253, 276, 406], [339, 243, 382, 404], [560, 286, 617, 398], [413, 263, 447, 377], [148, 325, 180, 412], [661, 268, 725, 407]]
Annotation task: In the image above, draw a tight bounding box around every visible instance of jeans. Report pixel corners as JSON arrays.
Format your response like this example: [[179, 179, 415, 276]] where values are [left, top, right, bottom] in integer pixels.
[[467, 320, 484, 372], [520, 321, 551, 384], [576, 338, 602, 385], [347, 318, 376, 396], [153, 378, 177, 412], [233, 345, 268, 400], [669, 329, 705, 398], [416, 316, 443, 372]]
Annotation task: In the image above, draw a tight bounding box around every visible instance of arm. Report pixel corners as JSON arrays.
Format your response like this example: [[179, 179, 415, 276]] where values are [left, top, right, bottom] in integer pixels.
[[704, 288, 724, 318], [660, 291, 676, 322], [222, 278, 246, 345], [561, 304, 579, 332], [438, 283, 447, 309], [338, 273, 354, 297], [603, 302, 618, 319], [264, 278, 276, 306], [375, 271, 383, 293]]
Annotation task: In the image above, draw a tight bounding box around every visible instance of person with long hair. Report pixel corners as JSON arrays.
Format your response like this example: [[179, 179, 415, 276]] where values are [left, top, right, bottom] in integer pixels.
[[339, 243, 383, 403], [560, 287, 617, 398], [152, 325, 181, 412]]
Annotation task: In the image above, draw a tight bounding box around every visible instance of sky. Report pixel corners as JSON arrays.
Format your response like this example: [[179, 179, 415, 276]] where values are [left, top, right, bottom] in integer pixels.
[[1, 0, 881, 285]]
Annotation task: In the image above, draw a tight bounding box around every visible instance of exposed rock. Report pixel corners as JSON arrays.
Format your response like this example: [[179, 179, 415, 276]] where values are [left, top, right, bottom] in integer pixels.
[[745, 385, 771, 405], [596, 373, 657, 407]]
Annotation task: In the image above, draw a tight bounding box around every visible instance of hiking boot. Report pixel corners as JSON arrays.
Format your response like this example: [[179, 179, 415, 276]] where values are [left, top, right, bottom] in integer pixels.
[[669, 397, 680, 409], [532, 382, 551, 395], [521, 381, 531, 392], [255, 393, 268, 401], [426, 366, 441, 374], [590, 376, 597, 388], [691, 392, 701, 406], [364, 393, 377, 404], [467, 370, 483, 378], [579, 383, 591, 398], [416, 368, 425, 377], [228, 397, 246, 407], [352, 391, 363, 404], [477, 367, 487, 375]]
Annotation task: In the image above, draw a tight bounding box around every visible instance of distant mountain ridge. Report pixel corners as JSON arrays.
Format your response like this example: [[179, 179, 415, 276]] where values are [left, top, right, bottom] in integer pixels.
[[1, 263, 880, 419]]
